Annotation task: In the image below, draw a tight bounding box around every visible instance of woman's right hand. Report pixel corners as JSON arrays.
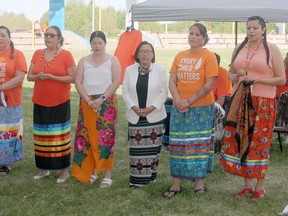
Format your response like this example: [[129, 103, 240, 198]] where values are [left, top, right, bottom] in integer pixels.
[[39, 72, 47, 80], [132, 106, 144, 117], [175, 99, 190, 113], [88, 99, 101, 112], [229, 73, 240, 84]]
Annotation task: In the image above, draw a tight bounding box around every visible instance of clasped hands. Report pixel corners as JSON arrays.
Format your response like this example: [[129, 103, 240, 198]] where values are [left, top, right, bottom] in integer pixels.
[[175, 99, 190, 113], [229, 73, 256, 85], [132, 106, 155, 117], [87, 98, 102, 113], [39, 72, 53, 80]]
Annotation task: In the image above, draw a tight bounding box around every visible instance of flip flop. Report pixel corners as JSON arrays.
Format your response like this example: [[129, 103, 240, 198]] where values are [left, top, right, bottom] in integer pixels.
[[100, 178, 112, 188], [0, 166, 10, 176], [163, 188, 181, 198], [194, 187, 207, 193], [89, 174, 98, 185]]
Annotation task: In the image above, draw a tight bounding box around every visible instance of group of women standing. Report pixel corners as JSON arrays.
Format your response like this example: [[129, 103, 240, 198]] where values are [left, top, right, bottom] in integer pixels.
[[0, 15, 286, 200]]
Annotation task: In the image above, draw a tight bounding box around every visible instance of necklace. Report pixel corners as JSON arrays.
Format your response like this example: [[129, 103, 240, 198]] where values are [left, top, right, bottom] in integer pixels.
[[138, 65, 151, 75], [39, 49, 58, 70], [245, 42, 261, 73]]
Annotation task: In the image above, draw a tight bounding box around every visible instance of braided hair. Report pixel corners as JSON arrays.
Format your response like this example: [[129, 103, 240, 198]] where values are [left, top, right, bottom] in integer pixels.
[[230, 16, 270, 67], [0, 26, 14, 59]]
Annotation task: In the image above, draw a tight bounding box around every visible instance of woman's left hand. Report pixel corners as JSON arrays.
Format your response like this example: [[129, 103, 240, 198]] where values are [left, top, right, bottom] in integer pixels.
[[175, 99, 190, 113], [88, 99, 102, 112], [140, 106, 156, 117], [243, 75, 256, 84]]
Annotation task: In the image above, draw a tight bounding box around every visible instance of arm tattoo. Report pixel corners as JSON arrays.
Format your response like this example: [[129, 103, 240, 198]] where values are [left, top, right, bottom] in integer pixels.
[[194, 86, 210, 99]]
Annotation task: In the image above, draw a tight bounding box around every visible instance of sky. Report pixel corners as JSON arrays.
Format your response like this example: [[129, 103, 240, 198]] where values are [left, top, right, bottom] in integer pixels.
[[0, 0, 126, 21]]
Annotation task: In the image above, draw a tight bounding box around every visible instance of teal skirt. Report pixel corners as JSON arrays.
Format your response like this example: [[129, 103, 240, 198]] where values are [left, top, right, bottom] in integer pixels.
[[169, 104, 215, 179]]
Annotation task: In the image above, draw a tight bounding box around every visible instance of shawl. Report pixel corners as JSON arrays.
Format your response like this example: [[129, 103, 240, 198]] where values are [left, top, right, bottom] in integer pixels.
[[223, 80, 255, 163]]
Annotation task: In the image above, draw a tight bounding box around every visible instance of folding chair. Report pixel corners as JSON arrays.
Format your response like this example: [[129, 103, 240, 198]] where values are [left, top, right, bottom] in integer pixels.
[[273, 92, 288, 152]]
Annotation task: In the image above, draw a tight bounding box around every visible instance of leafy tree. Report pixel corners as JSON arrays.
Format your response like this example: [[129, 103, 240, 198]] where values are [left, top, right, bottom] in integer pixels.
[[139, 22, 164, 33], [0, 12, 31, 31]]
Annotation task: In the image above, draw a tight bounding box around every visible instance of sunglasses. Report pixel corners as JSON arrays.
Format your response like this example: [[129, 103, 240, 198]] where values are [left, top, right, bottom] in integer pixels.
[[44, 33, 58, 38]]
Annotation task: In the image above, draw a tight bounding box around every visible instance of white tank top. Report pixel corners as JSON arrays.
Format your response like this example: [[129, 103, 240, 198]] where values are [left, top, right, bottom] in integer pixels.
[[83, 58, 112, 95]]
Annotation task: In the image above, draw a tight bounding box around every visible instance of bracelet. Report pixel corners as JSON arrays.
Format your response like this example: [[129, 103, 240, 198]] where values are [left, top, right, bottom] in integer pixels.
[[87, 99, 91, 103], [100, 94, 107, 101], [187, 98, 191, 104]]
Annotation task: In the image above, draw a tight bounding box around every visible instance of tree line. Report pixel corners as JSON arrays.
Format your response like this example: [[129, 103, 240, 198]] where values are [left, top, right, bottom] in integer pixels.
[[0, 0, 280, 38]]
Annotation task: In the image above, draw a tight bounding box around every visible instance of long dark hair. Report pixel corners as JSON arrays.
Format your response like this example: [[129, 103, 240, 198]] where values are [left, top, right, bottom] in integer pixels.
[[0, 26, 14, 59], [230, 16, 270, 67], [89, 30, 106, 44]]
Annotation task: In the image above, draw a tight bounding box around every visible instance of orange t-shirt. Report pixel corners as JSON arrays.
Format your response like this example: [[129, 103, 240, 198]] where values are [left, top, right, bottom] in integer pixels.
[[0, 48, 27, 106], [114, 30, 142, 84], [276, 68, 288, 98], [31, 49, 75, 107], [170, 48, 218, 106], [213, 71, 228, 101], [219, 66, 232, 96]]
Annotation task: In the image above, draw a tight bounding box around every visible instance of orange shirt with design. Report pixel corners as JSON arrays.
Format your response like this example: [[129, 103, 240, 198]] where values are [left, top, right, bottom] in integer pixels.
[[213, 71, 228, 101], [0, 48, 27, 106], [31, 49, 75, 107], [170, 49, 218, 106]]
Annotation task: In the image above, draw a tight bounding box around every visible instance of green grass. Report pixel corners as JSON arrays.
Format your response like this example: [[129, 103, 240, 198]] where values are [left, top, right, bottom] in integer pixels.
[[1, 48, 288, 216]]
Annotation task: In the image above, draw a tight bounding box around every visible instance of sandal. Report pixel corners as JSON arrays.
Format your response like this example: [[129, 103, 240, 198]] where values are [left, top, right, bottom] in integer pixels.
[[252, 189, 266, 200], [163, 188, 181, 198], [194, 187, 207, 193], [0, 166, 11, 176], [56, 172, 70, 183], [236, 188, 254, 198], [33, 170, 50, 180], [89, 174, 98, 185], [100, 178, 112, 188]]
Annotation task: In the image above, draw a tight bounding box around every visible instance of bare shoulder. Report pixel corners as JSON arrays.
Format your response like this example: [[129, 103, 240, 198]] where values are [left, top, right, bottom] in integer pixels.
[[110, 54, 120, 64], [78, 56, 88, 65], [267, 42, 280, 52]]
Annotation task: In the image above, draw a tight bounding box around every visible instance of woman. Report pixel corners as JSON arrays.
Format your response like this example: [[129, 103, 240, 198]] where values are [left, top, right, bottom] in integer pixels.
[[164, 23, 218, 197], [220, 16, 285, 200], [72, 31, 121, 187], [27, 26, 76, 183], [0, 26, 27, 175], [122, 41, 168, 187]]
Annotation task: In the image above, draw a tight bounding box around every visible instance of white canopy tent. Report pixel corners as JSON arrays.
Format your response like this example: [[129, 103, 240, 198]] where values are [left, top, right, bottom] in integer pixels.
[[130, 0, 288, 45], [130, 0, 288, 23]]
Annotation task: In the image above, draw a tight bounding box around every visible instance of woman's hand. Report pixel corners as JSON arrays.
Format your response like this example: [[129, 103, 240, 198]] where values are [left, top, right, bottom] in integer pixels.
[[175, 99, 190, 113], [141, 106, 156, 116], [38, 72, 54, 80], [229, 73, 240, 84], [39, 72, 47, 80], [132, 106, 143, 117], [88, 99, 102, 113]]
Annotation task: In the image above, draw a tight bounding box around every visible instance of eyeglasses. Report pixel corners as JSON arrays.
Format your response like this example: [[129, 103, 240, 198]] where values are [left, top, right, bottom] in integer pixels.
[[44, 33, 58, 38], [139, 50, 153, 55]]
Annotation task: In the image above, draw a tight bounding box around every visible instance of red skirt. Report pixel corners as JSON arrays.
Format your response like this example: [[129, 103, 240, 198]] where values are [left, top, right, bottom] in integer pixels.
[[220, 96, 276, 179]]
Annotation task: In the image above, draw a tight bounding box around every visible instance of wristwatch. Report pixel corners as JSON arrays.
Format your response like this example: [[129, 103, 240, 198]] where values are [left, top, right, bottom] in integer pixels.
[[100, 94, 107, 101]]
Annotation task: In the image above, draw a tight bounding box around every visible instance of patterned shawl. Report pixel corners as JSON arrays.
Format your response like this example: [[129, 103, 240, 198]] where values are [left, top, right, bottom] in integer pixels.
[[223, 81, 255, 163]]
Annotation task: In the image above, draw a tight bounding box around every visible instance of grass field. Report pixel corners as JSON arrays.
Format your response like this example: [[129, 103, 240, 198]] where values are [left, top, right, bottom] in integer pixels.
[[1, 47, 288, 216]]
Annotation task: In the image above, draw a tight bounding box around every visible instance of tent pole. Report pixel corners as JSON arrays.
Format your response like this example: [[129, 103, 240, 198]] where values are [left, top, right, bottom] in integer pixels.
[[235, 21, 238, 46]]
